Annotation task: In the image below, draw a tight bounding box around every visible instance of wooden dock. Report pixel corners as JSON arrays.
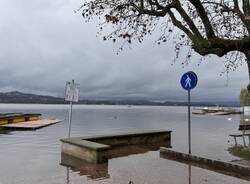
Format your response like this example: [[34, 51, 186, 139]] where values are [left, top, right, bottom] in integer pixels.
[[0, 118, 62, 130], [0, 113, 41, 125]]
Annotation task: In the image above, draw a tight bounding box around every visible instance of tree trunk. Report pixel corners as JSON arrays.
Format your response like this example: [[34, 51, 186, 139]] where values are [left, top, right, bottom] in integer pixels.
[[246, 51, 250, 92]]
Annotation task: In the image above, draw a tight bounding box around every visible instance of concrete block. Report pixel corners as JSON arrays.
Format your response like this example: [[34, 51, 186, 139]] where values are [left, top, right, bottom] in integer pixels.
[[61, 130, 171, 164], [160, 147, 250, 178]]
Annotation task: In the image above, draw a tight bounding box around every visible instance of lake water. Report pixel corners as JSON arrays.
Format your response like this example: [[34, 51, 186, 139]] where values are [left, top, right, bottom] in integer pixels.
[[0, 104, 247, 184]]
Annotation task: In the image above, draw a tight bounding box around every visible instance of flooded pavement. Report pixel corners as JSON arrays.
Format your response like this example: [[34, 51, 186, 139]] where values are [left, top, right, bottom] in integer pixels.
[[12, 151, 250, 184], [0, 104, 249, 183]]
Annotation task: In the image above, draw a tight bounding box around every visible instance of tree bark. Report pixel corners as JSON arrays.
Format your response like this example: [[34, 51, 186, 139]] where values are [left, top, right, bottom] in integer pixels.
[[245, 51, 250, 92]]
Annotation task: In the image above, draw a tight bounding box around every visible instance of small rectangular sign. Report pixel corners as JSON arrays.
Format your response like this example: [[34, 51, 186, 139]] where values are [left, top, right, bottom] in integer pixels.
[[65, 81, 80, 102]]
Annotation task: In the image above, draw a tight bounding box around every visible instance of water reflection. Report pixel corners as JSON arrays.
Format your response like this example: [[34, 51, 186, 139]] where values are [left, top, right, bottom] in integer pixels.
[[61, 144, 168, 181], [188, 164, 192, 184], [61, 153, 109, 180], [0, 128, 12, 135], [66, 167, 69, 184]]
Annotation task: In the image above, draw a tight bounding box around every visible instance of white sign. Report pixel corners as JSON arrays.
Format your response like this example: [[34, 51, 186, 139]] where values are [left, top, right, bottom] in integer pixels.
[[65, 81, 80, 102], [244, 106, 250, 116]]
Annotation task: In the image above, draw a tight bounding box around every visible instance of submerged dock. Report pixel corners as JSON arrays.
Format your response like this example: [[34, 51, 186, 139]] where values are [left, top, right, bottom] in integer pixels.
[[0, 113, 62, 130], [0, 118, 62, 130], [0, 113, 41, 125]]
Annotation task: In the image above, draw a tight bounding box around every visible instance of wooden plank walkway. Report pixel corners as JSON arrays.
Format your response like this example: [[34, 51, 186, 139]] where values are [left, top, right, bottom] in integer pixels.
[[0, 119, 62, 130]]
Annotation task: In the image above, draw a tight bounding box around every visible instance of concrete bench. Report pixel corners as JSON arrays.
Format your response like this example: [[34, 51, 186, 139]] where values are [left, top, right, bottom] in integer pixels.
[[61, 130, 171, 164], [229, 133, 250, 147]]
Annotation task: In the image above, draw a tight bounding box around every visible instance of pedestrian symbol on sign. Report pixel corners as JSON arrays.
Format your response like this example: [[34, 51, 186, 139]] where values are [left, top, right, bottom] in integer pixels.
[[185, 75, 192, 88]]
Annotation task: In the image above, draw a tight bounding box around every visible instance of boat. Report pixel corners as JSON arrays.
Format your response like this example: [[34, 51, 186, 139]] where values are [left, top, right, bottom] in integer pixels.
[[192, 107, 242, 115]]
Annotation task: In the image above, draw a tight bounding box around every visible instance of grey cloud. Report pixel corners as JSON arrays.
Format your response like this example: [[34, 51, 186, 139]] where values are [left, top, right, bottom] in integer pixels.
[[0, 0, 248, 102]]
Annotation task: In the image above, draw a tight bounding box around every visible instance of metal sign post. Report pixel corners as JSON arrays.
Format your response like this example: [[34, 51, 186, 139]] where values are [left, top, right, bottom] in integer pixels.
[[68, 101, 73, 138], [188, 90, 191, 154], [180, 71, 198, 154], [65, 80, 80, 138]]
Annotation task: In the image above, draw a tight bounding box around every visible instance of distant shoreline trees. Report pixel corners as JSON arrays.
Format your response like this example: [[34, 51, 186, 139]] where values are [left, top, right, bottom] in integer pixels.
[[240, 88, 250, 106]]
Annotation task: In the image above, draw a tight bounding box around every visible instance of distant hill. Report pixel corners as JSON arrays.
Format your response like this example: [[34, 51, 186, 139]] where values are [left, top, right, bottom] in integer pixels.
[[0, 91, 65, 104], [0, 91, 240, 107]]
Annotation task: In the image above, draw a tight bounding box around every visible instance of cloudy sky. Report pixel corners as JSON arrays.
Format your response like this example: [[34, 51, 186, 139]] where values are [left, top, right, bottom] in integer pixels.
[[0, 0, 248, 102]]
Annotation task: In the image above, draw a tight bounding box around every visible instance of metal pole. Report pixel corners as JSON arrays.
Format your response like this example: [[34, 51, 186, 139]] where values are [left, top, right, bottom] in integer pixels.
[[188, 90, 191, 154], [67, 79, 75, 138], [66, 167, 70, 184], [242, 131, 246, 147], [68, 101, 73, 138], [188, 164, 191, 184]]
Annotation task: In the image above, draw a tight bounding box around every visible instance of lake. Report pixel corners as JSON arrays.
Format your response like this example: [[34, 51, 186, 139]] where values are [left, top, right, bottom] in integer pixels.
[[0, 104, 247, 184]]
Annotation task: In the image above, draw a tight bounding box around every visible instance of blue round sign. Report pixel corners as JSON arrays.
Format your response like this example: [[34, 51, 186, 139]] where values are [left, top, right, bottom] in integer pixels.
[[180, 71, 198, 91]]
